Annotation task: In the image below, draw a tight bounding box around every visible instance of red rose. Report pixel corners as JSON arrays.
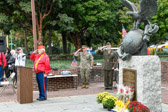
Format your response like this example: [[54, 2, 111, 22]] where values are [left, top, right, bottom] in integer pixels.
[[120, 89, 123, 93]]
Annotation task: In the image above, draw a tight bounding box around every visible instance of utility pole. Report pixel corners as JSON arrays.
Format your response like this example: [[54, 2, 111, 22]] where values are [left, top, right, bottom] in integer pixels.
[[6, 35, 8, 48], [31, 0, 37, 50], [10, 31, 12, 50]]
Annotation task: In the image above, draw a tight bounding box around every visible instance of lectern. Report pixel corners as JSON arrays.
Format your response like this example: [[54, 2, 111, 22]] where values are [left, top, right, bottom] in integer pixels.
[[17, 67, 33, 104]]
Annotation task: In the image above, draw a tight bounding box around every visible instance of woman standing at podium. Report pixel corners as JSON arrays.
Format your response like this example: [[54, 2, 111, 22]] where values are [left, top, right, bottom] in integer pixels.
[[30, 45, 51, 101]]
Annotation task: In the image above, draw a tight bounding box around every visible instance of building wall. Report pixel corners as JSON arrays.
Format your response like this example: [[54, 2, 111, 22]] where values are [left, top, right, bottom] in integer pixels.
[[161, 61, 168, 84]]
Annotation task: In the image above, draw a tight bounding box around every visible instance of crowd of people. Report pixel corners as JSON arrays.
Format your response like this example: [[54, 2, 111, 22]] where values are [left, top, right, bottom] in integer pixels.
[[0, 47, 26, 86], [0, 43, 118, 102]]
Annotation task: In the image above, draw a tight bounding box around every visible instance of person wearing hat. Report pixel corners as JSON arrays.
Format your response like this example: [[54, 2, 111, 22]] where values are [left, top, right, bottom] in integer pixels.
[[96, 42, 118, 90], [30, 45, 51, 101], [74, 45, 94, 89], [15, 47, 26, 67], [14, 47, 26, 85]]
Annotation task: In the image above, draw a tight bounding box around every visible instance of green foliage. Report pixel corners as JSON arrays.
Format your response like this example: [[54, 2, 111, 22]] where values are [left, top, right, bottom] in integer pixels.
[[58, 13, 74, 32], [102, 95, 117, 108], [118, 0, 168, 44], [58, 0, 122, 47], [150, 0, 168, 44], [19, 2, 31, 13], [0, 13, 9, 23]]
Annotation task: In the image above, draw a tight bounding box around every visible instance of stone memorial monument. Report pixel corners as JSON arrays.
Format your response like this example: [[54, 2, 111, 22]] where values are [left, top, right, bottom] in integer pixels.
[[117, 0, 162, 112]]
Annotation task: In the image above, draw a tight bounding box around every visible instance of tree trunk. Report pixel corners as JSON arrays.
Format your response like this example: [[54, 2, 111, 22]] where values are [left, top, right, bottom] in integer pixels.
[[1, 30, 4, 36], [62, 32, 67, 54], [24, 30, 28, 54], [69, 32, 82, 50], [48, 29, 52, 55], [76, 32, 82, 49], [38, 17, 43, 45], [102, 31, 104, 46]]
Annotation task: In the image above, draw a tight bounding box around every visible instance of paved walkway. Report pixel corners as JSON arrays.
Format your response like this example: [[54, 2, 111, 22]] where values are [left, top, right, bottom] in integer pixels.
[[0, 82, 167, 112], [0, 83, 116, 103], [0, 95, 168, 112]]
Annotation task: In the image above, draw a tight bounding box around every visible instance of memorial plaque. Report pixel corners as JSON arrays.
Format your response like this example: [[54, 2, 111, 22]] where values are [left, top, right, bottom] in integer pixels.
[[123, 68, 137, 101]]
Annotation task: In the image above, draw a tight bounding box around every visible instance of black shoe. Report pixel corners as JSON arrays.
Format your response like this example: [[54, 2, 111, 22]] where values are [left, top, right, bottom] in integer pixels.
[[39, 99, 46, 101], [36, 98, 40, 100], [105, 88, 112, 90]]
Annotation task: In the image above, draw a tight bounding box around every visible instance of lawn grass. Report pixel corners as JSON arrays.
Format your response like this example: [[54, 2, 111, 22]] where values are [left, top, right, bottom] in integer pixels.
[[159, 57, 168, 61], [26, 56, 168, 69], [26, 58, 103, 69]]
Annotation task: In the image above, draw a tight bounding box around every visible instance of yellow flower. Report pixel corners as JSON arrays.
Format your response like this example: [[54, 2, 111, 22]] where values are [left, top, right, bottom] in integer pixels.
[[115, 100, 125, 108], [96, 92, 110, 103]]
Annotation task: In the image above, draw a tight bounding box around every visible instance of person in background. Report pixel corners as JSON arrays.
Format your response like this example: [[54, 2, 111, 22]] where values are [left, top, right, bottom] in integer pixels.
[[74, 45, 94, 89], [0, 52, 6, 82], [15, 47, 26, 67], [14, 47, 26, 83], [4, 48, 11, 78], [96, 42, 118, 90], [7, 50, 16, 75], [30, 45, 51, 101]]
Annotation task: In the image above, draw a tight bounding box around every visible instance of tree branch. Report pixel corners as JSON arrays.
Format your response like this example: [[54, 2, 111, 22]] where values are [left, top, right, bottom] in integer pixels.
[[17, 18, 32, 32], [42, 2, 54, 20], [42, 21, 52, 29], [36, 15, 39, 31], [45, 0, 50, 13]]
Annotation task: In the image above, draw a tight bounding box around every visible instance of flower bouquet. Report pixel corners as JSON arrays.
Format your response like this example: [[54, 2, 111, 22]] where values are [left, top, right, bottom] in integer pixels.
[[112, 85, 135, 112], [96, 92, 111, 104], [117, 85, 124, 100], [102, 95, 117, 111], [127, 101, 150, 112]]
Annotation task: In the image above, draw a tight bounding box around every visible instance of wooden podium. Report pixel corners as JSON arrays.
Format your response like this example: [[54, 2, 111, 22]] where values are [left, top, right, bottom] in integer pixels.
[[17, 67, 33, 104]]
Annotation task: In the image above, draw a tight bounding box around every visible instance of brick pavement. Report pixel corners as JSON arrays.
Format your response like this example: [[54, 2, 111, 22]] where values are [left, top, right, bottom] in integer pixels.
[[162, 83, 168, 104], [0, 82, 167, 105], [0, 82, 116, 103]]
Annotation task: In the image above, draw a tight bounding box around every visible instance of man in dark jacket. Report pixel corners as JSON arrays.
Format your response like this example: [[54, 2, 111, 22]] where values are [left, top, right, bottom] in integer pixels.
[[96, 42, 118, 90]]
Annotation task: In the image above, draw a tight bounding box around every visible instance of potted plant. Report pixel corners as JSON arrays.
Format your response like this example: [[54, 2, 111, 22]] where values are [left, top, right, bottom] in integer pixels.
[[127, 101, 150, 112], [96, 92, 111, 103], [102, 95, 117, 111], [96, 92, 111, 109]]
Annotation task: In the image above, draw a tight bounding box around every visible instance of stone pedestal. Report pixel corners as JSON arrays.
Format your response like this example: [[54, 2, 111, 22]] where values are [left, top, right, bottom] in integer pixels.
[[119, 56, 162, 112]]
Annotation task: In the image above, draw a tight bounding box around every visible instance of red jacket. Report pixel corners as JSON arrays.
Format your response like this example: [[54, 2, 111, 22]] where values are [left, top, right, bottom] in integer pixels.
[[30, 52, 51, 74], [0, 53, 7, 68]]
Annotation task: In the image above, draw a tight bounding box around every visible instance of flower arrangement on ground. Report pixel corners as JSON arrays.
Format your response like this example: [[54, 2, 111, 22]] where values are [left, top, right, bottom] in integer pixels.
[[102, 95, 117, 111], [127, 101, 150, 112], [112, 85, 135, 112], [113, 100, 130, 112], [96, 92, 111, 103], [117, 85, 134, 103]]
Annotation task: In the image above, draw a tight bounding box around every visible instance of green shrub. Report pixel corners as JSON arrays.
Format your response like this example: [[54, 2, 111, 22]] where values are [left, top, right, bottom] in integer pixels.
[[157, 51, 168, 56]]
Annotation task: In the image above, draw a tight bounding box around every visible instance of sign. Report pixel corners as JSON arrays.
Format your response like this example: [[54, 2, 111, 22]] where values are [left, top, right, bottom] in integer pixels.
[[10, 43, 14, 45], [123, 68, 137, 101]]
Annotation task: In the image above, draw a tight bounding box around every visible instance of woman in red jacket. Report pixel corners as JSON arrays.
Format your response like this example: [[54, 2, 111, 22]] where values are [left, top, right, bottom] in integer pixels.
[[30, 45, 51, 101], [0, 52, 7, 82]]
